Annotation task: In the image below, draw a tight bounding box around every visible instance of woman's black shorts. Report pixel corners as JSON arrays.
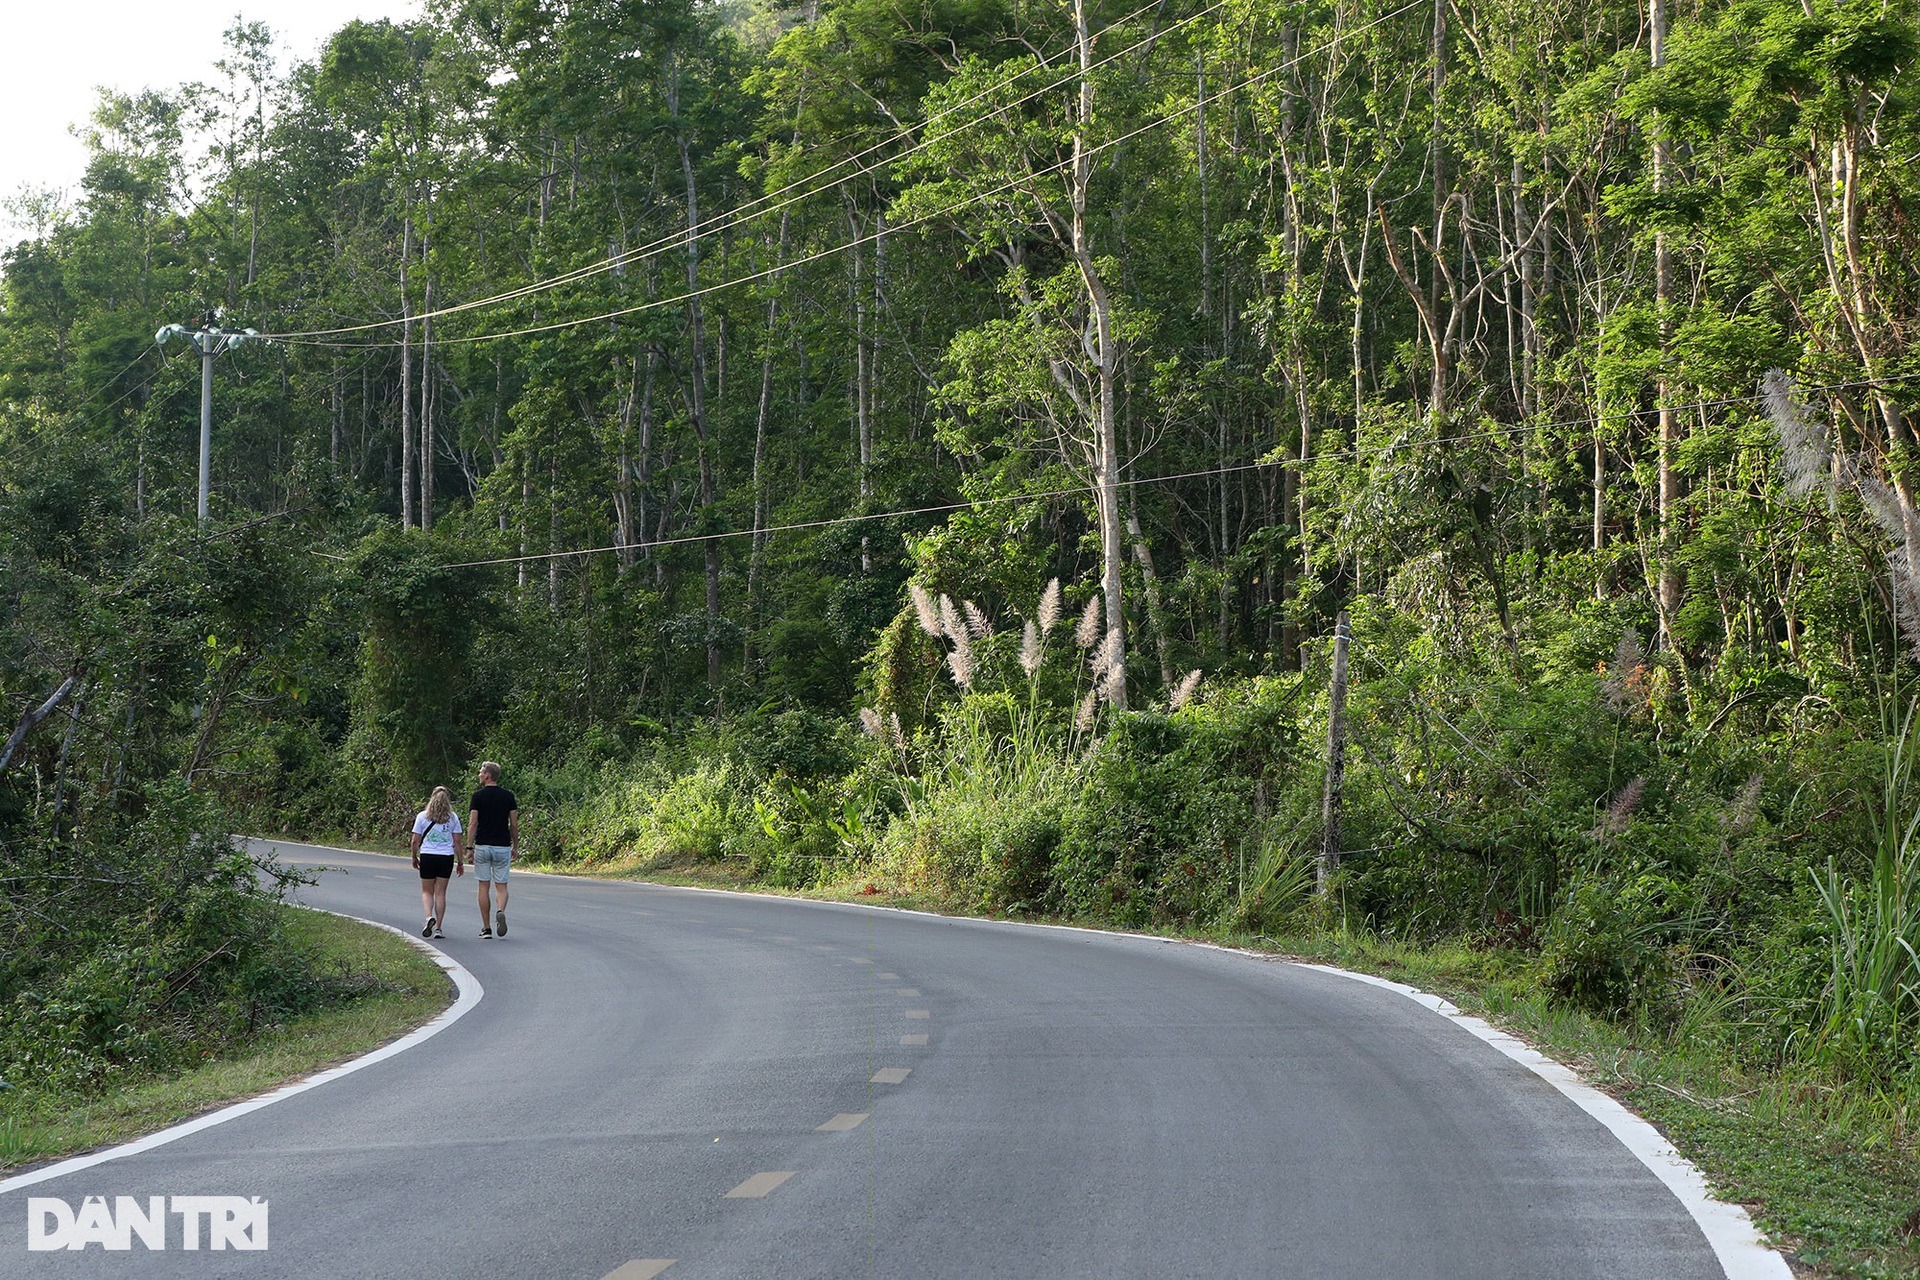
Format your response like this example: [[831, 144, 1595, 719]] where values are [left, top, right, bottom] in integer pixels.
[[418, 853, 456, 880]]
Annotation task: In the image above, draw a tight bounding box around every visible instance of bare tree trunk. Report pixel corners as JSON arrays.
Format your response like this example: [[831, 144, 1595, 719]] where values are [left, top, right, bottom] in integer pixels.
[[518, 454, 530, 595], [639, 342, 657, 570], [400, 211, 414, 529], [1072, 0, 1127, 709], [615, 355, 636, 566], [850, 197, 872, 572], [420, 262, 434, 532], [674, 87, 722, 695], [1652, 0, 1684, 643], [749, 209, 791, 648], [549, 423, 560, 611]]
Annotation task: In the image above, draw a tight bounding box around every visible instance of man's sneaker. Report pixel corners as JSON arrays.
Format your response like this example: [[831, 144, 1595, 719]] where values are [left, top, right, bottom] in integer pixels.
[[479, 928, 493, 939], [494, 910, 508, 938], [433, 927, 445, 939], [422, 917, 435, 938]]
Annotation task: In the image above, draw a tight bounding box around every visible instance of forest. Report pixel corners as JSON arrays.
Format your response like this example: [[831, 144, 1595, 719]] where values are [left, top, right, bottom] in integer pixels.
[[4, 0, 1920, 1194]]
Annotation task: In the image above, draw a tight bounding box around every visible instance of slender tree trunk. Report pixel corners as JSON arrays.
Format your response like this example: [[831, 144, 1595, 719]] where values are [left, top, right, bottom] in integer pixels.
[[675, 96, 722, 694], [1072, 0, 1126, 708], [1652, 0, 1684, 642], [400, 211, 414, 529], [749, 210, 791, 647], [639, 342, 657, 570], [420, 262, 434, 532], [850, 197, 872, 571]]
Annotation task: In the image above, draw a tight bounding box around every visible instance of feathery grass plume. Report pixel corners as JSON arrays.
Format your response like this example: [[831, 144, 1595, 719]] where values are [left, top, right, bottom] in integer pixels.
[[1038, 578, 1063, 635], [1602, 630, 1648, 716], [963, 599, 991, 640], [1894, 555, 1920, 661], [908, 584, 940, 637], [1761, 369, 1831, 497], [938, 594, 965, 645], [1074, 689, 1098, 733], [1019, 619, 1044, 676], [1859, 477, 1910, 540], [859, 707, 883, 739], [1091, 630, 1123, 681], [1595, 776, 1646, 840], [1099, 663, 1126, 706], [1170, 668, 1202, 711], [947, 620, 977, 691], [1722, 772, 1764, 837], [1075, 595, 1102, 648], [888, 712, 906, 751]]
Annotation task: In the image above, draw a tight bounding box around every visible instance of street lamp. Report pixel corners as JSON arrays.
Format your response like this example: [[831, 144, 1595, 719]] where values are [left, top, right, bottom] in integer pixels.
[[156, 311, 260, 524]]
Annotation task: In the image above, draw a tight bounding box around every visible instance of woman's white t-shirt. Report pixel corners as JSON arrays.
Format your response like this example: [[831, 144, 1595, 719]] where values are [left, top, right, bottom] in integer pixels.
[[412, 812, 463, 855]]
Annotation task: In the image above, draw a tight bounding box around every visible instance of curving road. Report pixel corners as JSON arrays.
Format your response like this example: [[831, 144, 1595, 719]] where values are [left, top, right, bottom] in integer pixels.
[[0, 839, 1781, 1278]]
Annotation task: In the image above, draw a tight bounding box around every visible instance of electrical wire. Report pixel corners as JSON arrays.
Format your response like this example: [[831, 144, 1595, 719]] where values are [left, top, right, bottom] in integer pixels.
[[262, 0, 1233, 341], [276, 0, 1421, 349], [424, 369, 1912, 572]]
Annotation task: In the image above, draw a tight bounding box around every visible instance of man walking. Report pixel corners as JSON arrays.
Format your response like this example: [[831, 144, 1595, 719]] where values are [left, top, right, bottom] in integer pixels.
[[468, 761, 518, 938]]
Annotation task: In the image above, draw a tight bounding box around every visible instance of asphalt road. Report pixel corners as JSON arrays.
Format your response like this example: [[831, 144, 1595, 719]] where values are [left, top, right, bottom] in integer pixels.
[[0, 839, 1775, 1278]]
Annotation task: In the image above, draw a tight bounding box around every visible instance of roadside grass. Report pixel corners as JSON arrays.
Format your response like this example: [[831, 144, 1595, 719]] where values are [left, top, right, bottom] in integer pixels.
[[0, 906, 451, 1174]]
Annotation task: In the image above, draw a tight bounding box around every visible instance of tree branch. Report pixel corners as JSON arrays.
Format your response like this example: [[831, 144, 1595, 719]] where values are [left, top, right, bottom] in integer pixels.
[[0, 675, 81, 774]]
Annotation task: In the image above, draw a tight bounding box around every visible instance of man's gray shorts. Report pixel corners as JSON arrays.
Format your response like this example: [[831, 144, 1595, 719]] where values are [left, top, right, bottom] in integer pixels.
[[473, 844, 513, 882]]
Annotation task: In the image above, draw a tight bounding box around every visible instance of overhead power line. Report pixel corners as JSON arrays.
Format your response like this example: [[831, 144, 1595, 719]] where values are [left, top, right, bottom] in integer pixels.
[[279, 0, 1425, 351], [426, 372, 1908, 572], [263, 0, 1228, 342]]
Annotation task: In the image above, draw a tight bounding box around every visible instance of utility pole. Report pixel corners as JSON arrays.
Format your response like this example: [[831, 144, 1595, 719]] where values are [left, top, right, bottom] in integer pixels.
[[157, 312, 259, 524], [1319, 612, 1351, 895]]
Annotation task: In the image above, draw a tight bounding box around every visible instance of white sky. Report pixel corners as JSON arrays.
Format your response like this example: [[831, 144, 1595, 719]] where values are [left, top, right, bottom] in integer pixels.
[[2, 0, 421, 235]]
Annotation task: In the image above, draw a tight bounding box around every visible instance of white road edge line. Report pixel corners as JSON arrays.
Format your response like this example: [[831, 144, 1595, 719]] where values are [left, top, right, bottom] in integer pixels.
[[0, 909, 484, 1195], [1292, 962, 1791, 1280]]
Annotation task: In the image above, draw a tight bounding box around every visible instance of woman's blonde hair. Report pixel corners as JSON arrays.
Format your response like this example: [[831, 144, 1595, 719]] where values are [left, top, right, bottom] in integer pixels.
[[426, 787, 453, 825]]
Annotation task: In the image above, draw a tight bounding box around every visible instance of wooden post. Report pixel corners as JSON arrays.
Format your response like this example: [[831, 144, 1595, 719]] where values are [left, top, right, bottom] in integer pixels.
[[1319, 612, 1351, 894]]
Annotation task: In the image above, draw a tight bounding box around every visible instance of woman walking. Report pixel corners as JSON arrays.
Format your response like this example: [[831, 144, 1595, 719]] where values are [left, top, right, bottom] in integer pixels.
[[410, 786, 466, 938]]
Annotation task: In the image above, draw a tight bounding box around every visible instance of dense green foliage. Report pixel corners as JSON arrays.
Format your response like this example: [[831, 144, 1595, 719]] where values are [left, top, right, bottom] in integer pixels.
[[9, 0, 1920, 1121]]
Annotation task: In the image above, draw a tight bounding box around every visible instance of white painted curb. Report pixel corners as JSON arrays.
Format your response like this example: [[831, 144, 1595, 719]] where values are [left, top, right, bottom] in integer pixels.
[[1293, 963, 1792, 1280], [0, 911, 483, 1195]]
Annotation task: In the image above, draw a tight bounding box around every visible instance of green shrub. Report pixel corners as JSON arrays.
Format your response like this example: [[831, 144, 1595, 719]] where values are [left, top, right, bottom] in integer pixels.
[[1542, 872, 1690, 1019], [0, 787, 320, 1098]]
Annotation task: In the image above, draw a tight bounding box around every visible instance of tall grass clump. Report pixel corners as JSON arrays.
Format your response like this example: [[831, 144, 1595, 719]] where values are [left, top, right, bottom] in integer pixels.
[[872, 580, 1095, 910], [1812, 698, 1920, 1078]]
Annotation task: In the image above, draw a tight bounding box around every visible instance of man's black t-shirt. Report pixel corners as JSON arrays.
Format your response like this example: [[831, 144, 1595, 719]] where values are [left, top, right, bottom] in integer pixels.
[[469, 785, 518, 846]]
